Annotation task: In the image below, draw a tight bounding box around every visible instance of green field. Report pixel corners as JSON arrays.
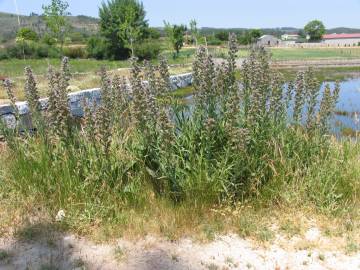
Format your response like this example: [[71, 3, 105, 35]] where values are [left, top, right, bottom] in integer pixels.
[[269, 47, 360, 60], [0, 58, 130, 77], [2, 46, 360, 102], [2, 47, 360, 78], [0, 57, 192, 101]]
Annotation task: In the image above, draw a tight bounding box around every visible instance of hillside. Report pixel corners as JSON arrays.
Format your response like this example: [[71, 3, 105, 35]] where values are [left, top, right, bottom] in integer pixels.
[[0, 12, 99, 41], [2, 11, 360, 42]]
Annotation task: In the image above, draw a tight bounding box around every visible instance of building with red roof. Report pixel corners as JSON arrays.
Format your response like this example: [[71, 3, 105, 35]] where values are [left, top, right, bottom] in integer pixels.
[[322, 33, 360, 46]]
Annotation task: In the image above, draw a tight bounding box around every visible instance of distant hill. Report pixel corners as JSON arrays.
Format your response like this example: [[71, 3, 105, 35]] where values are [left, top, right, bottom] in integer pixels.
[[0, 12, 99, 41], [2, 11, 360, 42], [326, 27, 360, 34]]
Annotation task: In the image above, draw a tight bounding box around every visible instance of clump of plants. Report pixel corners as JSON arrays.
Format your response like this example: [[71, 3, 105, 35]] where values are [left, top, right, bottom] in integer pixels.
[[0, 34, 356, 229]]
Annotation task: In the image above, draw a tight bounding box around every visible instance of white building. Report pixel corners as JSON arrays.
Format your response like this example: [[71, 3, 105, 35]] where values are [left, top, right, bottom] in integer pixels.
[[281, 33, 299, 41], [322, 33, 360, 47], [257, 35, 281, 46]]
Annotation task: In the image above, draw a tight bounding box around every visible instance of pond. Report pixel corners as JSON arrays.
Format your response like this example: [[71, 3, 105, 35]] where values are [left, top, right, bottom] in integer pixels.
[[183, 78, 360, 136], [331, 78, 360, 135]]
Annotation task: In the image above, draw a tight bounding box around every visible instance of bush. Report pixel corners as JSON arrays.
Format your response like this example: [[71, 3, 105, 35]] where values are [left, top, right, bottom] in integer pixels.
[[42, 34, 57, 46], [207, 36, 222, 46], [0, 49, 9, 60], [215, 31, 229, 41], [4, 42, 60, 59], [86, 36, 107, 59], [63, 46, 88, 59], [133, 39, 161, 60], [16, 27, 38, 41], [68, 32, 86, 43], [34, 43, 60, 58], [147, 27, 161, 39]]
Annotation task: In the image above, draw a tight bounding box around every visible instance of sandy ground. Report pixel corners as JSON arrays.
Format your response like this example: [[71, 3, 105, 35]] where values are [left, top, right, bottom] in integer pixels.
[[0, 231, 359, 270]]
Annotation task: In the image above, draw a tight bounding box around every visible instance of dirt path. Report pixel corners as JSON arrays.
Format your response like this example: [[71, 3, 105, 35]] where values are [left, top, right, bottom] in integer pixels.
[[1, 232, 359, 270]]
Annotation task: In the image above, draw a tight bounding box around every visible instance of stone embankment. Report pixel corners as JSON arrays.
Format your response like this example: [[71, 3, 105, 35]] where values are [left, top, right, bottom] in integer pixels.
[[0, 73, 193, 129]]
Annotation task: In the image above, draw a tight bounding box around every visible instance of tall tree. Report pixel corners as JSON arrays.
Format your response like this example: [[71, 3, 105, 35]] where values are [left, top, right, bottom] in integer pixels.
[[189, 19, 199, 46], [164, 21, 187, 56], [42, 0, 70, 54], [99, 0, 148, 59], [304, 20, 326, 41]]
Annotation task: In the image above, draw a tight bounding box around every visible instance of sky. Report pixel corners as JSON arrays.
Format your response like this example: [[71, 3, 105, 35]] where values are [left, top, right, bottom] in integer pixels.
[[0, 0, 360, 29]]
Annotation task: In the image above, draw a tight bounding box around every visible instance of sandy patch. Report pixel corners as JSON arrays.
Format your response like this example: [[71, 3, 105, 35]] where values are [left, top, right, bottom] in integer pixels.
[[0, 232, 359, 270]]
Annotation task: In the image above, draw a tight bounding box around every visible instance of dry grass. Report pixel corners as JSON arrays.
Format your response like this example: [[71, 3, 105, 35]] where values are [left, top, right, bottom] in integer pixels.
[[1, 189, 359, 253]]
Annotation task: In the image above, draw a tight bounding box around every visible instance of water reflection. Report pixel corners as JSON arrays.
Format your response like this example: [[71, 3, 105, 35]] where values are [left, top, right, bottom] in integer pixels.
[[181, 78, 360, 135]]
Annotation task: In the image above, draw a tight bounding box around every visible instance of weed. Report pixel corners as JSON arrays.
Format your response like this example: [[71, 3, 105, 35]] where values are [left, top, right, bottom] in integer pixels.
[[345, 241, 359, 254], [73, 257, 86, 268], [0, 249, 9, 261], [257, 227, 275, 242], [0, 36, 358, 241], [237, 214, 258, 238], [206, 263, 219, 270], [318, 253, 325, 261], [114, 246, 126, 261], [280, 220, 301, 237], [39, 264, 59, 270], [171, 253, 179, 262]]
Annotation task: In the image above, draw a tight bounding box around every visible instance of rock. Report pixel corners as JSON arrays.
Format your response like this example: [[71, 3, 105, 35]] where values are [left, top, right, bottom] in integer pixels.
[[55, 209, 66, 222], [0, 73, 193, 129]]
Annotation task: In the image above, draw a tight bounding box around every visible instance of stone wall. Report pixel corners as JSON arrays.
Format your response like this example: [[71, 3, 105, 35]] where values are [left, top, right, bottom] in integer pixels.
[[0, 73, 193, 129]]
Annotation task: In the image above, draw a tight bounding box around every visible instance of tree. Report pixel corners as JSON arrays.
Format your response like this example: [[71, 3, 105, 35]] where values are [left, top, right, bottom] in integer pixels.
[[16, 27, 38, 42], [99, 0, 148, 59], [42, 0, 71, 55], [238, 29, 262, 45], [189, 19, 199, 46], [147, 27, 161, 40], [215, 31, 229, 41], [304, 20, 326, 41], [164, 21, 187, 56]]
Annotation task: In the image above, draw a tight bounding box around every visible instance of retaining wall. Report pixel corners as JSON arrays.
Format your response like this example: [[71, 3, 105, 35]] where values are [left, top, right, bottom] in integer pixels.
[[0, 73, 193, 129]]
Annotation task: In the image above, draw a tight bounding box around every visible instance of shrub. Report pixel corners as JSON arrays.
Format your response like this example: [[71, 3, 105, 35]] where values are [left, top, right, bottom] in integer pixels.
[[63, 46, 88, 59], [16, 27, 38, 41], [147, 27, 161, 39], [68, 31, 86, 43], [207, 36, 222, 46], [42, 34, 57, 46], [34, 43, 60, 58], [4, 42, 60, 59], [215, 31, 229, 41], [86, 36, 107, 59], [133, 39, 161, 60], [0, 50, 9, 60]]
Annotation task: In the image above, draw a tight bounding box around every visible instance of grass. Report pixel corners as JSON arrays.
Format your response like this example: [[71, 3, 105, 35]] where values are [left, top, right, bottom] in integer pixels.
[[341, 127, 358, 137], [278, 66, 360, 81], [170, 86, 194, 98], [0, 43, 359, 247], [177, 46, 360, 61], [2, 46, 360, 102], [269, 47, 360, 60], [0, 58, 192, 101], [0, 58, 129, 78], [0, 249, 9, 261]]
